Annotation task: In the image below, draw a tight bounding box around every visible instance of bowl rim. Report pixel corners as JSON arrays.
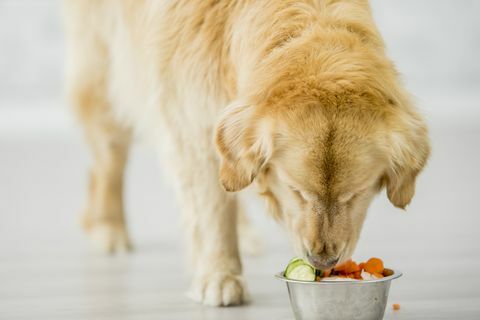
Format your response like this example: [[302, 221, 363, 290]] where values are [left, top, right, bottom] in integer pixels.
[[275, 269, 402, 284]]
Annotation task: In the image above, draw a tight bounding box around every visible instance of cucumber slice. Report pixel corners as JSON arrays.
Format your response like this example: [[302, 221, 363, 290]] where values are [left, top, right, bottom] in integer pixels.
[[284, 258, 316, 281], [284, 257, 304, 276], [286, 264, 316, 281]]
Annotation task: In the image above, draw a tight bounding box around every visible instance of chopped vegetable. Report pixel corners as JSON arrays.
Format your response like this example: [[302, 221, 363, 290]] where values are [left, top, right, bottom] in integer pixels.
[[383, 268, 394, 277], [333, 259, 350, 272], [322, 269, 332, 277], [284, 258, 316, 281], [344, 260, 361, 274], [364, 258, 384, 274], [393, 303, 400, 310], [283, 256, 392, 282], [285, 257, 305, 276], [329, 257, 387, 280]]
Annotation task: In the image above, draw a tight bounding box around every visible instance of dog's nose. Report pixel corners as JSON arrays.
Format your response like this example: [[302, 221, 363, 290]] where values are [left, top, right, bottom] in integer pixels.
[[307, 255, 339, 270]]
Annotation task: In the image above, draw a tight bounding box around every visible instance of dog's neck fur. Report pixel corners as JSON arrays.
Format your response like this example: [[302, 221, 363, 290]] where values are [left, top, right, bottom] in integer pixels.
[[227, 0, 395, 112]]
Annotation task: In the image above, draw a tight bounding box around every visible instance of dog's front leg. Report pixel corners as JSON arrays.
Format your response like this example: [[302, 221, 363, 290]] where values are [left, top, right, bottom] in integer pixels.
[[172, 148, 246, 306]]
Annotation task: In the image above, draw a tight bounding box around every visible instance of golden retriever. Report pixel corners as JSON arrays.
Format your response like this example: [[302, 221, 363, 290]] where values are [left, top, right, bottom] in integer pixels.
[[64, 0, 430, 306]]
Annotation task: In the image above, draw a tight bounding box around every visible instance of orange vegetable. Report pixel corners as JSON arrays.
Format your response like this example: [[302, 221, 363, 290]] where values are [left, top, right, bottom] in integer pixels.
[[393, 303, 400, 311], [327, 257, 389, 281], [364, 258, 384, 274], [323, 269, 332, 277], [344, 261, 361, 274], [383, 268, 394, 277], [334, 259, 351, 272]]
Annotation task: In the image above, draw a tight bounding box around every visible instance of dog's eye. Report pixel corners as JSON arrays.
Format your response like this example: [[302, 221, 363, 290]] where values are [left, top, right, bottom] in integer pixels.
[[342, 188, 369, 206], [340, 190, 365, 204]]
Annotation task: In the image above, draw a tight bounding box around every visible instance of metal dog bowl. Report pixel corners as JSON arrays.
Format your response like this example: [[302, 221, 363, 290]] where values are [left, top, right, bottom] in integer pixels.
[[275, 270, 402, 320]]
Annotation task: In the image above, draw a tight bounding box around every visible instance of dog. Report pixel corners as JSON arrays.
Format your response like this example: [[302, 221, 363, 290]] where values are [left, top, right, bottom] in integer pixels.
[[64, 0, 430, 306]]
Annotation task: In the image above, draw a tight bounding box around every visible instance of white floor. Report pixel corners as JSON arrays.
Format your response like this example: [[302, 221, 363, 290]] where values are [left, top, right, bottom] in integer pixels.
[[1, 114, 480, 319]]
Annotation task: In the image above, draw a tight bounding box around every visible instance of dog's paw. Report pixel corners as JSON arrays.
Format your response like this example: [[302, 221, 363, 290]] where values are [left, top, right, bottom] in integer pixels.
[[189, 273, 248, 306], [89, 223, 132, 253], [81, 215, 132, 254]]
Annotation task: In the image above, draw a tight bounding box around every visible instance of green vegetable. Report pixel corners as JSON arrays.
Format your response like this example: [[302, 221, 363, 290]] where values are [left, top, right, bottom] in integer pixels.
[[284, 257, 316, 281], [284, 257, 304, 276]]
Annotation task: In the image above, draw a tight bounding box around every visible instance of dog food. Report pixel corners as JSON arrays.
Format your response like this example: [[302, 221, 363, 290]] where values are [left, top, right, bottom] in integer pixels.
[[284, 257, 393, 281], [284, 257, 316, 281]]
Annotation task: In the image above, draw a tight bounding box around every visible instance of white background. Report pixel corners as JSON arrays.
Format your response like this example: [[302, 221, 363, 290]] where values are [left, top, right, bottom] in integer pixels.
[[1, 0, 479, 125]]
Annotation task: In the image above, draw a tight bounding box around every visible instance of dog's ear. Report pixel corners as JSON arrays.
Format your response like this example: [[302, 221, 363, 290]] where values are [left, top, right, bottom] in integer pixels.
[[384, 106, 430, 209], [215, 101, 272, 192]]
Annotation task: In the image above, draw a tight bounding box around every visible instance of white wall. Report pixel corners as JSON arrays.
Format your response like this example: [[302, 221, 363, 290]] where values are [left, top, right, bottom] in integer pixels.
[[372, 0, 480, 92], [0, 0, 63, 102], [0, 0, 479, 128]]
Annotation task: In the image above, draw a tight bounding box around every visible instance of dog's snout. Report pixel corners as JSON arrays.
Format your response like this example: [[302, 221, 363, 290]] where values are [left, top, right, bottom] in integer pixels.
[[305, 241, 342, 269], [307, 254, 339, 270]]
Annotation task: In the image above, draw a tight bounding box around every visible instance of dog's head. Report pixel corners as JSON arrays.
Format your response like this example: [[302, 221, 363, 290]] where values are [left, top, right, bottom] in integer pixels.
[[215, 88, 429, 269]]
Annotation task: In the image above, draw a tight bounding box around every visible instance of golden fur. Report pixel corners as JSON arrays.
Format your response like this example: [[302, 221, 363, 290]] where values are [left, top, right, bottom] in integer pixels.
[[64, 0, 430, 306]]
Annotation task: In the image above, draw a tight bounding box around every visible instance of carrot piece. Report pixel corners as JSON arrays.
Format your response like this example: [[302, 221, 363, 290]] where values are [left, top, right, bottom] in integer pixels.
[[323, 269, 332, 277], [359, 262, 365, 270], [344, 261, 360, 274], [383, 268, 394, 277], [334, 259, 351, 272], [373, 272, 384, 278], [393, 303, 400, 311], [364, 258, 384, 274], [353, 271, 362, 279]]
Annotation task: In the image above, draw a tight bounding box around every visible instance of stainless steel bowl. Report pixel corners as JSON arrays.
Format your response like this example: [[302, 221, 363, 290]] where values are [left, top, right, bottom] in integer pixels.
[[275, 270, 402, 320]]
